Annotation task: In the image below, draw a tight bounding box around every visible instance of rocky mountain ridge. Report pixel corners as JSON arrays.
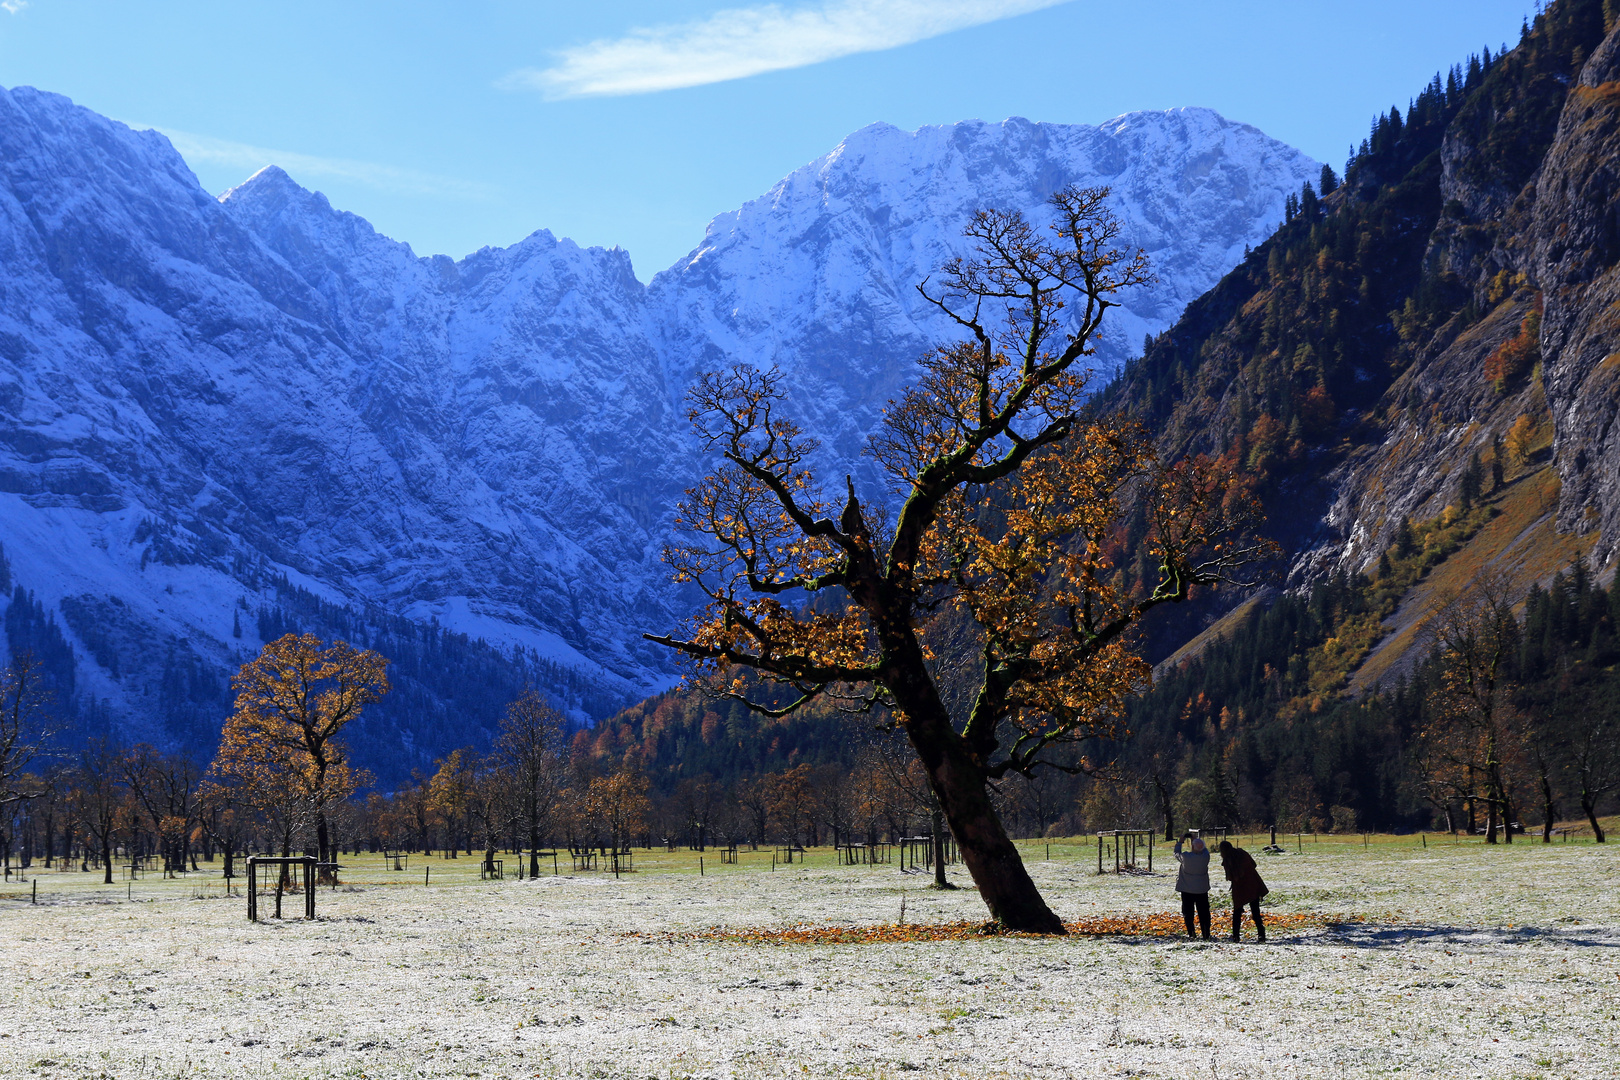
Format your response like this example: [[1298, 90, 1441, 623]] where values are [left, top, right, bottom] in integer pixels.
[[651, 109, 1317, 476]]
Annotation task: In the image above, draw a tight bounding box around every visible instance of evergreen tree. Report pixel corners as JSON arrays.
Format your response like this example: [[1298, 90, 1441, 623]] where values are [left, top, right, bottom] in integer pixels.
[[1394, 517, 1416, 558], [1299, 181, 1320, 222], [1459, 452, 1484, 509]]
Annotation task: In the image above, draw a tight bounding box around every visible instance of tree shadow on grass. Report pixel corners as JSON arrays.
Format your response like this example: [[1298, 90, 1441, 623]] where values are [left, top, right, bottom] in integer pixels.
[[1306, 921, 1620, 950], [1110, 920, 1620, 950]]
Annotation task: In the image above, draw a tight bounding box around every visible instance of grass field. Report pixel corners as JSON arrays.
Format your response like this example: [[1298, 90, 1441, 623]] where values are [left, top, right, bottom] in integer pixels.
[[3, 829, 1617, 1079]]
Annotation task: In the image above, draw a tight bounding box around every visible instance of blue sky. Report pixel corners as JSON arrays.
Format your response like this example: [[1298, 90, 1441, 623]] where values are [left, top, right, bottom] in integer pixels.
[[0, 1, 1536, 279]]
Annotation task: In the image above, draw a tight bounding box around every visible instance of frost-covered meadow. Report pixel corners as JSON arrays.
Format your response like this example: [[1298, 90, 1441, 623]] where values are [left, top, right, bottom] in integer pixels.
[[3, 835, 1617, 1079]]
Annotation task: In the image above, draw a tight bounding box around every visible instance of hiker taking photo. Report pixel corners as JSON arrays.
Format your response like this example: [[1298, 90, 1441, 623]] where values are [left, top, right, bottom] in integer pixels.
[[1172, 832, 1212, 940]]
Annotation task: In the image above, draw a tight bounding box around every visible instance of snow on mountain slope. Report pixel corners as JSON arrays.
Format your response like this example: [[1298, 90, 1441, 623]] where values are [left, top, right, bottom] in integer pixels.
[[651, 110, 1321, 470], [0, 85, 679, 746], [212, 166, 684, 679], [0, 85, 1317, 758]]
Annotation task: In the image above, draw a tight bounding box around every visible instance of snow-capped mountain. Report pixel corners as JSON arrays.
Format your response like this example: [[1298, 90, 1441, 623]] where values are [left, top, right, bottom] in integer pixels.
[[0, 84, 1317, 763], [651, 111, 1321, 468]]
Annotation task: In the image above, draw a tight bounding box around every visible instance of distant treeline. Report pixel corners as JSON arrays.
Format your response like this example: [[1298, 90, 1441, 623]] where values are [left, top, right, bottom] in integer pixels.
[[1113, 547, 1620, 837]]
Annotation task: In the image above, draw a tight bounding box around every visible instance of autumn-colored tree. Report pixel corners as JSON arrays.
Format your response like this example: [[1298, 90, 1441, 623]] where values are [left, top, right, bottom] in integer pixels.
[[650, 186, 1271, 931], [1296, 385, 1338, 438], [210, 724, 324, 867], [1245, 413, 1288, 474], [361, 791, 395, 852], [1505, 414, 1537, 468], [765, 763, 820, 847], [213, 633, 387, 871], [585, 767, 651, 855], [1483, 296, 1542, 393], [427, 748, 475, 857]]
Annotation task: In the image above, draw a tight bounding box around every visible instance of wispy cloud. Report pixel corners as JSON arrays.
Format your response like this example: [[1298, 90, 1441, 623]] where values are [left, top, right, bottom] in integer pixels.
[[2, 1, 29, 15], [505, 0, 1073, 100], [151, 127, 496, 201]]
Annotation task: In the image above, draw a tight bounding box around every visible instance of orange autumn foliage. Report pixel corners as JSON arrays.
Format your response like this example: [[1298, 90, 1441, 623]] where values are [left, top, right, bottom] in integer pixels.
[[630, 912, 1336, 945], [210, 633, 388, 857], [1483, 295, 1542, 393]]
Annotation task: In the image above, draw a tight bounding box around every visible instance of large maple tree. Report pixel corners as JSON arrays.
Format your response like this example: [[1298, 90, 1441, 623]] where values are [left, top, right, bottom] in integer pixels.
[[650, 187, 1272, 932]]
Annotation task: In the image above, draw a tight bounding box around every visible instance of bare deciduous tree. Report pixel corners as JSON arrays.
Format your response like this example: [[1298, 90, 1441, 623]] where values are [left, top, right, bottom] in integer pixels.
[[497, 689, 570, 875], [69, 737, 128, 885], [1557, 680, 1620, 842], [1, 651, 56, 810], [1418, 573, 1525, 844], [121, 745, 201, 876]]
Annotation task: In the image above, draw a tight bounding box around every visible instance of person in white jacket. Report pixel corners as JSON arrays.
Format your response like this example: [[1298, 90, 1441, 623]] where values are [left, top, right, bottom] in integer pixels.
[[1174, 833, 1212, 939]]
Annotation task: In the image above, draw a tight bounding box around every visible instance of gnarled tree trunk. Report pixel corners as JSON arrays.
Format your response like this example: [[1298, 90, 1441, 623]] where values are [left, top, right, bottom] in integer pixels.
[[898, 681, 1063, 933]]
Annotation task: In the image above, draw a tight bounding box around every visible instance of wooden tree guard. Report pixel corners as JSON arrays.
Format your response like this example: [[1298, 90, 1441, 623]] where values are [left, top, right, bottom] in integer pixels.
[[899, 834, 956, 872], [246, 856, 317, 921], [1095, 830, 1155, 874], [837, 842, 892, 865]]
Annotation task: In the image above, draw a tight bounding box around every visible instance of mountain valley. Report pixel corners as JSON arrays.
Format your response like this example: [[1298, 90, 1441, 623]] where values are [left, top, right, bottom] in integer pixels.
[[0, 89, 1317, 776]]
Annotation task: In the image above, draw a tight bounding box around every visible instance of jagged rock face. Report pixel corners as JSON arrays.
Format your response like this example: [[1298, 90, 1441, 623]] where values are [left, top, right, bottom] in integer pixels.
[[0, 85, 1319, 742], [1292, 29, 1618, 589], [211, 169, 685, 679], [1309, 98, 1548, 584], [1306, 297, 1536, 581], [650, 110, 1320, 476], [0, 85, 682, 726], [1533, 23, 1620, 567]]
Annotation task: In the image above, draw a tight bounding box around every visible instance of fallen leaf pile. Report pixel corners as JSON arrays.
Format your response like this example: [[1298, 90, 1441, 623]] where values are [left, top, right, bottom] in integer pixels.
[[627, 911, 1340, 945]]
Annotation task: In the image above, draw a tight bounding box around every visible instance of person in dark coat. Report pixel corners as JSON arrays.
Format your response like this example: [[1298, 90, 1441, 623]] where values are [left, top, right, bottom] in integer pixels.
[[1218, 839, 1268, 942]]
